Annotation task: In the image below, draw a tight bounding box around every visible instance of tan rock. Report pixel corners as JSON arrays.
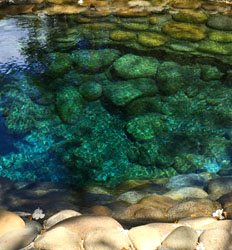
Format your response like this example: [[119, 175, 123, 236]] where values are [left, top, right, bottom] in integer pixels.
[[208, 177, 232, 199], [134, 206, 167, 221], [172, 0, 202, 9], [0, 210, 25, 237], [197, 220, 232, 233], [161, 226, 198, 250], [84, 227, 130, 250], [199, 228, 231, 250], [167, 198, 221, 220], [128, 223, 181, 250], [48, 215, 122, 239], [164, 187, 208, 200], [89, 205, 112, 216], [34, 226, 82, 250], [44, 210, 81, 230], [178, 216, 217, 229]]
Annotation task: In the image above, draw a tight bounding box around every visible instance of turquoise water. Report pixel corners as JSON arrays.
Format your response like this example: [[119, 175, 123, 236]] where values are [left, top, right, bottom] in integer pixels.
[[1, 12, 232, 188]]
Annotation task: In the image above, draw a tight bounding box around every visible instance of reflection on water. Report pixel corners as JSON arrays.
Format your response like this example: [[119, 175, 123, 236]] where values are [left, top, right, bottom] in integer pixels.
[[0, 10, 232, 188]]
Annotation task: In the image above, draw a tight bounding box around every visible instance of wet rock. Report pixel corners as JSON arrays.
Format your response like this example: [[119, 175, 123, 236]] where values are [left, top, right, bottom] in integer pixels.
[[199, 228, 231, 250], [109, 30, 136, 41], [178, 216, 217, 230], [172, 0, 202, 9], [72, 49, 121, 73], [149, 16, 157, 24], [84, 227, 130, 250], [0, 210, 25, 237], [167, 198, 221, 220], [88, 206, 112, 216], [198, 41, 231, 55], [209, 31, 232, 43], [103, 78, 158, 106], [34, 226, 82, 250], [44, 210, 81, 230], [162, 22, 206, 41], [198, 220, 232, 232], [207, 15, 232, 31], [115, 8, 149, 17], [117, 191, 146, 204], [169, 42, 197, 52], [166, 173, 208, 190], [79, 23, 117, 30], [172, 10, 208, 24], [137, 32, 168, 47], [164, 187, 208, 200], [200, 65, 224, 81], [128, 223, 181, 250], [48, 215, 123, 238], [156, 61, 185, 95], [112, 54, 159, 79], [208, 177, 232, 199], [121, 22, 149, 31], [161, 226, 198, 250], [79, 82, 102, 101]]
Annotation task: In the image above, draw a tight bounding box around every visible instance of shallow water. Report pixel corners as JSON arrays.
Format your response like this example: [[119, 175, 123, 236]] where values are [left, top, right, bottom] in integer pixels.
[[1, 6, 232, 189]]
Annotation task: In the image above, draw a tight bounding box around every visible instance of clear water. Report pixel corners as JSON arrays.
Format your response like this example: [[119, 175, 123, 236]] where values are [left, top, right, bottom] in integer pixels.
[[1, 10, 232, 188]]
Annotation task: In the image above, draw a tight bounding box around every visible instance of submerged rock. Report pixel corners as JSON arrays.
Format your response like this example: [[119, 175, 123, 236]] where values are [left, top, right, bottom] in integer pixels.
[[109, 30, 136, 41], [79, 82, 103, 101], [209, 31, 232, 43], [137, 32, 168, 47], [207, 15, 232, 31], [197, 41, 231, 55], [162, 22, 206, 41], [172, 10, 208, 24], [112, 54, 159, 79], [200, 65, 224, 81]]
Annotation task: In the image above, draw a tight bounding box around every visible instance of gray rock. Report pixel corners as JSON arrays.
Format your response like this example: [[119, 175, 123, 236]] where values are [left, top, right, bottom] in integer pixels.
[[207, 15, 232, 31], [208, 177, 232, 199], [166, 173, 208, 190]]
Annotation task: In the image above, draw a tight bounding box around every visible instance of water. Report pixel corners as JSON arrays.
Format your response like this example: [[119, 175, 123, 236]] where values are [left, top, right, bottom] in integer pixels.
[[1, 5, 232, 188]]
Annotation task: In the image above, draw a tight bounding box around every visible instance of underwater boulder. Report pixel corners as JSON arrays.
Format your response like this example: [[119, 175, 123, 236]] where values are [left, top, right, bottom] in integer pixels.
[[103, 78, 158, 106], [79, 82, 103, 101], [197, 41, 231, 55], [112, 54, 160, 79], [109, 30, 137, 41], [209, 31, 232, 43], [137, 32, 168, 48], [207, 15, 232, 31], [72, 49, 121, 74], [172, 10, 208, 24], [200, 65, 224, 81]]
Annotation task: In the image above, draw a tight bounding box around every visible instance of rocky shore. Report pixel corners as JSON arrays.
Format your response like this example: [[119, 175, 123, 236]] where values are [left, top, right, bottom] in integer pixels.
[[1, 173, 232, 249]]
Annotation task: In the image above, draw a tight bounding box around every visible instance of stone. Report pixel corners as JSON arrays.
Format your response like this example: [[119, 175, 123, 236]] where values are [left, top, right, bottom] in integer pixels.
[[72, 49, 121, 73], [178, 216, 217, 229], [81, 23, 117, 30], [167, 198, 221, 220], [161, 226, 198, 250], [112, 54, 159, 79], [209, 31, 232, 43], [149, 16, 157, 25], [34, 226, 82, 250], [169, 42, 196, 52], [208, 177, 232, 199], [84, 227, 130, 250], [109, 30, 136, 41], [0, 210, 25, 237], [162, 22, 206, 41], [117, 191, 146, 204], [164, 187, 208, 200], [128, 0, 151, 8], [44, 210, 81, 230], [156, 61, 185, 95], [198, 220, 232, 233], [198, 41, 231, 55], [121, 22, 149, 31], [172, 0, 201, 9], [199, 228, 231, 250], [137, 32, 168, 47], [128, 223, 181, 250], [200, 65, 224, 81], [103, 78, 158, 106], [48, 215, 123, 239], [166, 173, 208, 190], [115, 9, 149, 17], [172, 10, 208, 24], [88, 206, 112, 216], [79, 82, 102, 101], [207, 15, 232, 31]]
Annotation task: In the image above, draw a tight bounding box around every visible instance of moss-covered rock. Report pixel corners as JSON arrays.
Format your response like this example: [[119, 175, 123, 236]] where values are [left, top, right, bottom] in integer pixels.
[[207, 15, 232, 31], [103, 78, 158, 106], [162, 22, 206, 41], [156, 61, 185, 95], [137, 32, 168, 47], [112, 54, 160, 79], [197, 41, 231, 55], [56, 86, 85, 124], [200, 65, 224, 81], [126, 114, 168, 141], [172, 10, 208, 24], [172, 0, 202, 9], [109, 30, 137, 41], [46, 52, 73, 78], [149, 16, 158, 25], [81, 23, 117, 30], [209, 31, 232, 43], [72, 49, 121, 73], [121, 22, 149, 31], [79, 82, 103, 101]]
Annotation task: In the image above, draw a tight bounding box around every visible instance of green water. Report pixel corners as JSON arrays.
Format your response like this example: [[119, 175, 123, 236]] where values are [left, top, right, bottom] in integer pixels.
[[0, 12, 232, 188]]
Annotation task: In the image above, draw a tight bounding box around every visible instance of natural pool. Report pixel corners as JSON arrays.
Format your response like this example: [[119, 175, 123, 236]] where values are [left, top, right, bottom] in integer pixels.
[[1, 0, 232, 190]]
